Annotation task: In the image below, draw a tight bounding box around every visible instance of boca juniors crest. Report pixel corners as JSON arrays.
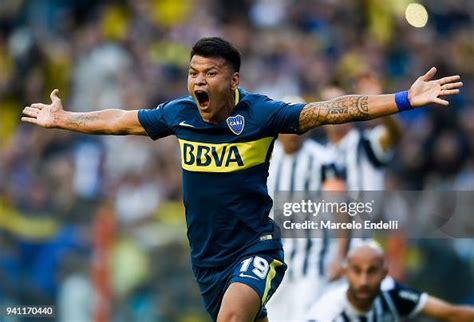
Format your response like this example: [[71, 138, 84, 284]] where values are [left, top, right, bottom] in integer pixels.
[[226, 115, 245, 135]]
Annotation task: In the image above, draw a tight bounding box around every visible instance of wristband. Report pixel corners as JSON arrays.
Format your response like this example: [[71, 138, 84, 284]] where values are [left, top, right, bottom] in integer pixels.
[[395, 91, 412, 112]]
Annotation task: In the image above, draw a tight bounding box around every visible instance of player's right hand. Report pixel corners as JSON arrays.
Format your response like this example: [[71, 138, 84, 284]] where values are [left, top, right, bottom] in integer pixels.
[[21, 89, 64, 128]]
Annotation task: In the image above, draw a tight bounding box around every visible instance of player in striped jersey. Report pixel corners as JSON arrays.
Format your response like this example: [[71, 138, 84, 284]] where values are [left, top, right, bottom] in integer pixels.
[[321, 82, 405, 276], [321, 83, 402, 192], [306, 242, 474, 322], [267, 124, 349, 321]]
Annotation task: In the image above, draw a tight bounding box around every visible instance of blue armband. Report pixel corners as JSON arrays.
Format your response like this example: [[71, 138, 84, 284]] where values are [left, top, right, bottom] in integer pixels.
[[395, 91, 412, 112]]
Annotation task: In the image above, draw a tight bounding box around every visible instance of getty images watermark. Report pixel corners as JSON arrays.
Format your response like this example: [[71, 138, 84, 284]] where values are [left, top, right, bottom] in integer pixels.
[[281, 199, 398, 231], [273, 191, 474, 238]]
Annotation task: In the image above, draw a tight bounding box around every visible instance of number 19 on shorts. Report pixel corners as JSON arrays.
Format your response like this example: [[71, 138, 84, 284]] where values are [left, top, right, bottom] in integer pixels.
[[239, 256, 270, 279]]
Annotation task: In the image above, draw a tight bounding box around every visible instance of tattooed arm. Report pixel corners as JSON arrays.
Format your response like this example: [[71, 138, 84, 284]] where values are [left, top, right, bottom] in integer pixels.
[[21, 89, 146, 135], [298, 95, 396, 132], [298, 67, 463, 133]]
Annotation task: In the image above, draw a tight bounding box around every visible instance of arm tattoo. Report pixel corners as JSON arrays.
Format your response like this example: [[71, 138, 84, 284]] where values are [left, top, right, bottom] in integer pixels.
[[298, 95, 369, 132], [66, 113, 100, 128], [60, 113, 108, 134]]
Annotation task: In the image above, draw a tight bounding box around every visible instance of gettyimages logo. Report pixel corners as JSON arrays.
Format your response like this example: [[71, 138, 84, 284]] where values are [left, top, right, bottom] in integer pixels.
[[282, 199, 375, 217]]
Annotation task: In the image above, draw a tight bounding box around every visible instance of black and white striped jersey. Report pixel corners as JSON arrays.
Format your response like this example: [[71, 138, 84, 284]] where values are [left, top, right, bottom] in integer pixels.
[[267, 139, 341, 320], [326, 126, 392, 191], [306, 277, 428, 322], [268, 139, 335, 280]]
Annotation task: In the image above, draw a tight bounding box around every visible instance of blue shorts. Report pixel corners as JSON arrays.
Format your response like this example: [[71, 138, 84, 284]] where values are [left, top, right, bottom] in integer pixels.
[[192, 249, 287, 321]]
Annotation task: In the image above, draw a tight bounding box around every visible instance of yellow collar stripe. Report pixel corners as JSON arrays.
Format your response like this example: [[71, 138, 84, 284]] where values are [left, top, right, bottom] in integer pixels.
[[234, 88, 239, 106]]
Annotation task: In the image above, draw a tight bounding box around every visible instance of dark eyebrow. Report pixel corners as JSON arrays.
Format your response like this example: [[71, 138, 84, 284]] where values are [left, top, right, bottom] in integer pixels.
[[188, 65, 221, 72]]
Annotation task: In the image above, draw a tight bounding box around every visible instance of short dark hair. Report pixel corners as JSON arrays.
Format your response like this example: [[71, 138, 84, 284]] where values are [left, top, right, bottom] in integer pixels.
[[190, 37, 241, 72]]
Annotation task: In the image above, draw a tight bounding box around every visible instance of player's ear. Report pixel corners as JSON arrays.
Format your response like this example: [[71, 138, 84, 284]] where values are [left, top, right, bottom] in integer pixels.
[[231, 72, 240, 90]]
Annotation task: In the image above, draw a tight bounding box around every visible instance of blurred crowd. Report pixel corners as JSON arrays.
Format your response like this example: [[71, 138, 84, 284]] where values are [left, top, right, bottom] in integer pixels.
[[0, 0, 473, 321]]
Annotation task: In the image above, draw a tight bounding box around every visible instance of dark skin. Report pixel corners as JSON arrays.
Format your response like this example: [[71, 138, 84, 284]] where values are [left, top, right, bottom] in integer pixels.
[[21, 55, 463, 322]]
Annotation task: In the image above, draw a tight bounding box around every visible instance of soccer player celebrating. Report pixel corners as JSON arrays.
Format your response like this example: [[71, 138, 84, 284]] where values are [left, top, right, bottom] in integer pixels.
[[21, 37, 463, 322], [306, 242, 474, 321]]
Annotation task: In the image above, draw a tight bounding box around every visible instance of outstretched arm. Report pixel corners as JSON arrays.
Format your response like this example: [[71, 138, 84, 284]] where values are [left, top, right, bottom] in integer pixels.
[[21, 89, 147, 135], [421, 295, 474, 322], [298, 67, 463, 133]]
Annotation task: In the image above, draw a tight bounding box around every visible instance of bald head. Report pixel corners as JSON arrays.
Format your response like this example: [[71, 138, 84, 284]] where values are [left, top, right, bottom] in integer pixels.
[[347, 242, 385, 267], [345, 242, 388, 311]]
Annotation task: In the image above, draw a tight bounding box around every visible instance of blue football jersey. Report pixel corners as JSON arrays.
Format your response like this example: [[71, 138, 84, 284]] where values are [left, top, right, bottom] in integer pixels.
[[138, 88, 305, 267]]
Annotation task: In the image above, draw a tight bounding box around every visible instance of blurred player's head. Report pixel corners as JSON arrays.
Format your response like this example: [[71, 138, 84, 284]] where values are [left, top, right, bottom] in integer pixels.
[[279, 133, 304, 154], [188, 37, 241, 122], [278, 95, 306, 154], [355, 71, 382, 95], [355, 71, 386, 129], [321, 163, 347, 191], [321, 86, 352, 143], [345, 242, 387, 311]]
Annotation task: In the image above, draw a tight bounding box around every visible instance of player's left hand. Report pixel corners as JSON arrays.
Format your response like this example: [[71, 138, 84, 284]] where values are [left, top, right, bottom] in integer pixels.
[[408, 67, 463, 107]]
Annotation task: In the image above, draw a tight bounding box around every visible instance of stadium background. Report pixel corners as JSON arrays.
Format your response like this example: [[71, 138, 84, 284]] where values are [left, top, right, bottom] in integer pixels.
[[0, 0, 473, 321]]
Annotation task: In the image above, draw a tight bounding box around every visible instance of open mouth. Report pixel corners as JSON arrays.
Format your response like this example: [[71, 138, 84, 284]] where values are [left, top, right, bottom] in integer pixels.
[[194, 90, 210, 109]]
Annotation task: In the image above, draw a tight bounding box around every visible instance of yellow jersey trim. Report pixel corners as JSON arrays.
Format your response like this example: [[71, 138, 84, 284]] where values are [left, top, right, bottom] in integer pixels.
[[234, 88, 239, 106], [262, 259, 283, 304], [178, 137, 274, 173]]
